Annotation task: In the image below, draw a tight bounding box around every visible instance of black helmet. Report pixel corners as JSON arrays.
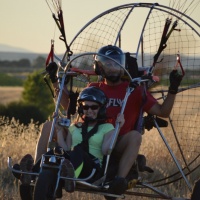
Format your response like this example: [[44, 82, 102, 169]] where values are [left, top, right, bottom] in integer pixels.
[[77, 86, 107, 120], [94, 45, 125, 82]]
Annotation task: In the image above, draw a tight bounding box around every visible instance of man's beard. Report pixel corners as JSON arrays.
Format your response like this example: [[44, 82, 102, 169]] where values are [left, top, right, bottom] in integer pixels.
[[105, 75, 121, 83]]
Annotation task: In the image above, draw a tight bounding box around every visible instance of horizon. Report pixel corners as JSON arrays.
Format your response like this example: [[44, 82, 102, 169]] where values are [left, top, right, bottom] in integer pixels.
[[0, 1, 199, 55], [1, 50, 199, 67]]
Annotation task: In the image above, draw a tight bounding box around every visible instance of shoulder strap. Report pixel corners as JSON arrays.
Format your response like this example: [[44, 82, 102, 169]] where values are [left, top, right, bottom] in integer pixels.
[[80, 122, 100, 153]]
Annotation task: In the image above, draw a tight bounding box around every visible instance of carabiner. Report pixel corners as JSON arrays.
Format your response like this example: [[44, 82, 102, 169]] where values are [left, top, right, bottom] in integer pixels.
[[175, 54, 185, 77]]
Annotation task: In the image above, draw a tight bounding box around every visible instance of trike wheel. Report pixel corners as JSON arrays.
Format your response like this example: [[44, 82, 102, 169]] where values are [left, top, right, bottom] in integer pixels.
[[191, 179, 200, 200], [34, 168, 58, 200]]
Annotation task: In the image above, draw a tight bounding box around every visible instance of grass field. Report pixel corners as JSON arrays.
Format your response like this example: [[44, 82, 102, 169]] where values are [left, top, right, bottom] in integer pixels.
[[0, 87, 199, 200], [0, 86, 23, 105], [1, 120, 198, 200]]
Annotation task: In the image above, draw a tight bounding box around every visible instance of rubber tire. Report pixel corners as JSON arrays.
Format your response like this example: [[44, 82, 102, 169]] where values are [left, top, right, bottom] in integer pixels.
[[20, 184, 34, 200], [191, 179, 200, 200], [34, 169, 58, 200]]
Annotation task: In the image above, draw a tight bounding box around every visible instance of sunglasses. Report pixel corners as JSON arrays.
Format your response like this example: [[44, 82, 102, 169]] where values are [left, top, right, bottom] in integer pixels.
[[82, 105, 99, 110]]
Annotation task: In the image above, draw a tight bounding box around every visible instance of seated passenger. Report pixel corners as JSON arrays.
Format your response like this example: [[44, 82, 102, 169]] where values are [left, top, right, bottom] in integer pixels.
[[12, 86, 124, 197]]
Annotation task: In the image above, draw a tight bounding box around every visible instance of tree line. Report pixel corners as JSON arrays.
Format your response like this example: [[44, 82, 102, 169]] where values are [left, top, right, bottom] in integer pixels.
[[0, 56, 46, 68]]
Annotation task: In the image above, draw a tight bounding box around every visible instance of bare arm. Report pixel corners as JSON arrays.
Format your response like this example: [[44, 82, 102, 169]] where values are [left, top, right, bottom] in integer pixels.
[[148, 92, 176, 118], [102, 113, 125, 155], [148, 69, 183, 118], [54, 84, 70, 111], [56, 126, 72, 151], [102, 130, 114, 155]]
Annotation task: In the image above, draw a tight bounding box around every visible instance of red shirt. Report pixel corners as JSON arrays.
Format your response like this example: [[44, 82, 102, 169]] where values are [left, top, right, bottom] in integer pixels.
[[89, 81, 157, 135]]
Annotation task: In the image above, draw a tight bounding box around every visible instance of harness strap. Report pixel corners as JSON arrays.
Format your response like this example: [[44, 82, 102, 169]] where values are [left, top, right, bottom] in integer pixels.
[[135, 85, 147, 133], [79, 121, 100, 153]]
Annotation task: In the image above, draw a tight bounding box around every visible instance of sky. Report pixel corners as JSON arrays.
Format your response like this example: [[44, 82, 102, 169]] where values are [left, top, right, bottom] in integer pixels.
[[0, 0, 199, 54]]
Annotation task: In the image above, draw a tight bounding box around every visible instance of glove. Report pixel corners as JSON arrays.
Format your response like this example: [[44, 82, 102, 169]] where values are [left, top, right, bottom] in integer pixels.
[[46, 62, 58, 83], [168, 70, 183, 94], [68, 91, 79, 115]]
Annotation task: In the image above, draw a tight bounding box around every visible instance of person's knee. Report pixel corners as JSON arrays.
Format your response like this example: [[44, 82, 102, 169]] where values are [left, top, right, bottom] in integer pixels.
[[128, 130, 142, 146], [39, 121, 52, 139], [116, 130, 142, 151], [42, 121, 52, 131]]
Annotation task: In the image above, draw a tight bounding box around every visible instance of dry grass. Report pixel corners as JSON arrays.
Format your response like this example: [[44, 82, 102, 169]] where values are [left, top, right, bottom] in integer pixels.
[[0, 117, 39, 200], [0, 116, 199, 200]]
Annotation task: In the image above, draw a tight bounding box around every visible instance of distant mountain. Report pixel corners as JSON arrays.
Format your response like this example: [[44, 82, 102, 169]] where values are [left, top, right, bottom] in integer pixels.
[[0, 44, 47, 62], [0, 51, 47, 62]]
